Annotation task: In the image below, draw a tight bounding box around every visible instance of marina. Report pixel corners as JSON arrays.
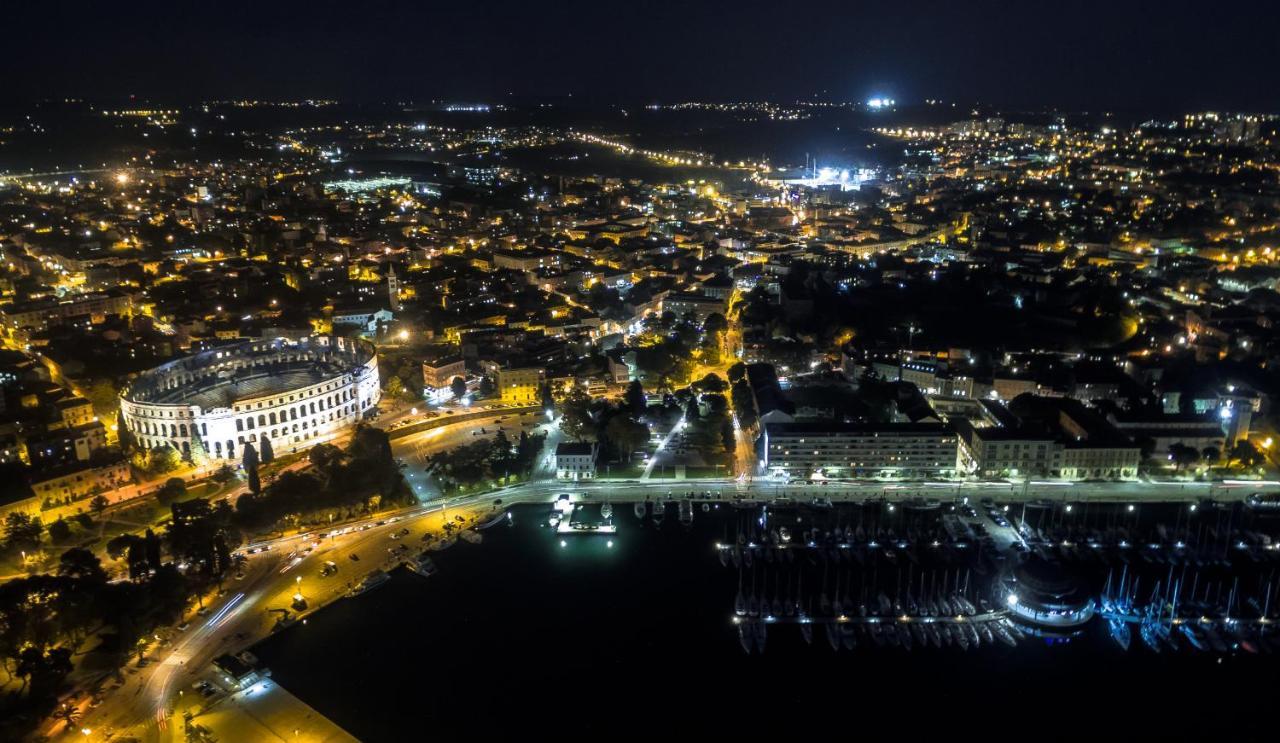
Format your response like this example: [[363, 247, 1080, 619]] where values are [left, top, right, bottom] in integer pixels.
[[255, 499, 1280, 740]]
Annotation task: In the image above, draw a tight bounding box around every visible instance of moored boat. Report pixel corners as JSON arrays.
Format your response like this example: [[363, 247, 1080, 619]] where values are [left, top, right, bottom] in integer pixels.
[[348, 569, 390, 597]]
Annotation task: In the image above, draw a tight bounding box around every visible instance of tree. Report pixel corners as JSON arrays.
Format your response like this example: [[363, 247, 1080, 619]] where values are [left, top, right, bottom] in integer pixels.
[[385, 375, 405, 399], [116, 409, 136, 452], [242, 442, 259, 472], [55, 702, 80, 732], [3, 512, 43, 551], [479, 375, 496, 398], [145, 445, 182, 475], [212, 464, 236, 484], [1231, 440, 1265, 469], [1168, 443, 1199, 472], [18, 646, 73, 701], [605, 414, 649, 460], [450, 376, 467, 400], [624, 380, 647, 416], [143, 528, 162, 573], [704, 312, 728, 336], [188, 432, 209, 468], [243, 443, 261, 494], [89, 494, 110, 517], [156, 477, 187, 506], [259, 435, 275, 464], [698, 373, 727, 393], [58, 547, 106, 583], [47, 518, 71, 543], [106, 533, 140, 561], [558, 388, 594, 442], [1202, 446, 1220, 464], [488, 430, 515, 478], [85, 378, 119, 421]]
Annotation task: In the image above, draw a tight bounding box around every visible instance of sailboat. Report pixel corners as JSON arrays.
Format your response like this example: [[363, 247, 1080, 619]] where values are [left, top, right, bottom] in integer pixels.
[[840, 621, 857, 650], [738, 622, 754, 654], [1107, 618, 1132, 651], [1139, 620, 1163, 653], [1179, 622, 1207, 652], [826, 621, 841, 651]]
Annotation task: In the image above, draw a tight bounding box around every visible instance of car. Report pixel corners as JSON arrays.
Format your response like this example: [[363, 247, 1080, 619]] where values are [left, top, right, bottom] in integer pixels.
[[176, 622, 190, 631], [398, 527, 409, 536], [349, 553, 360, 561]]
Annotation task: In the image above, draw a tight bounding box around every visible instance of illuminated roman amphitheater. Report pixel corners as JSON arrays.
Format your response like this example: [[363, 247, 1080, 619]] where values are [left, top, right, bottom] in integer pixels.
[[119, 336, 380, 460]]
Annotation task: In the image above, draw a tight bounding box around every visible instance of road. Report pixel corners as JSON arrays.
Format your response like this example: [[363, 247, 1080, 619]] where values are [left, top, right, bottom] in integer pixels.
[[65, 497, 490, 742], [44, 408, 545, 742]]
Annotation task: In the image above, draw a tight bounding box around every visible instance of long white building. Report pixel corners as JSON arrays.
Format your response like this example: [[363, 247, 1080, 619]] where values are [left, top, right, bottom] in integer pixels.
[[762, 422, 958, 480], [120, 336, 380, 460]]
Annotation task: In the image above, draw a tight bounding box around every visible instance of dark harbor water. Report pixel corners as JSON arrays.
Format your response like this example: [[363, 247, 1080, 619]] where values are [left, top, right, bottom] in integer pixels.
[[254, 503, 1280, 741]]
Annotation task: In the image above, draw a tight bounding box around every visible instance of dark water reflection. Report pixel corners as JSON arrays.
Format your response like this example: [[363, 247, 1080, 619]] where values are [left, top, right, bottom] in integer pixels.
[[254, 503, 1280, 741]]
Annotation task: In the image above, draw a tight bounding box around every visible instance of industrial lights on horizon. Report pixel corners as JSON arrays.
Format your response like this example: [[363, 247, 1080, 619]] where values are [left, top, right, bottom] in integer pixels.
[[867, 97, 896, 109]]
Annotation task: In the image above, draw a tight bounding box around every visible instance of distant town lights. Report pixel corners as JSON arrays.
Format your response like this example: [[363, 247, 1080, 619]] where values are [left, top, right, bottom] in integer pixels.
[[867, 97, 896, 109]]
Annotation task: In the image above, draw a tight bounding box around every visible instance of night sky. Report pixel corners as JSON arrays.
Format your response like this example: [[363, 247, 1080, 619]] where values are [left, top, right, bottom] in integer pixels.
[[7, 0, 1279, 112]]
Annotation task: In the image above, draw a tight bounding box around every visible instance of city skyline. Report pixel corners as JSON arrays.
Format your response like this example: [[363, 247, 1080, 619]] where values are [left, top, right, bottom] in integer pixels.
[[4, 3, 1280, 741]]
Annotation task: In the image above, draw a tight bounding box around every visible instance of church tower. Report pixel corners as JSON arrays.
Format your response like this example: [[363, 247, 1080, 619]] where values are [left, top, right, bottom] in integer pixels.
[[387, 265, 401, 312]]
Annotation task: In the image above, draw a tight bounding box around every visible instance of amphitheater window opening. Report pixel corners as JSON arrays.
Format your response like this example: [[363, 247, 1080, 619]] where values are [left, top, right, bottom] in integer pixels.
[[182, 441, 190, 456], [214, 441, 223, 455], [250, 434, 257, 443], [269, 413, 277, 425], [258, 414, 266, 426], [247, 418, 255, 430], [226, 442, 235, 459], [180, 424, 188, 437], [236, 419, 244, 432], [202, 423, 208, 436], [169, 425, 176, 438]]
